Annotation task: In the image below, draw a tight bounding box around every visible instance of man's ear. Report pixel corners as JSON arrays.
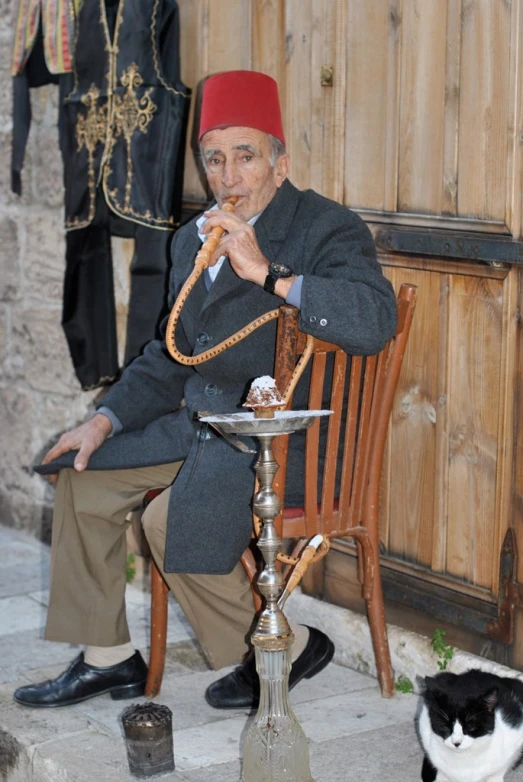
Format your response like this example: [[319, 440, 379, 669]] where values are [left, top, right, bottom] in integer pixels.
[[274, 153, 290, 187]]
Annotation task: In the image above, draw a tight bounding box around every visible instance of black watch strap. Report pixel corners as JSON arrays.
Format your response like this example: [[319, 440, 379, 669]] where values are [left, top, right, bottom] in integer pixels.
[[263, 273, 277, 295]]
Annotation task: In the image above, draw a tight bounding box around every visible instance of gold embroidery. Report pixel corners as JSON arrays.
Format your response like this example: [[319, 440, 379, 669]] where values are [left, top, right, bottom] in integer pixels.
[[65, 85, 108, 230], [106, 183, 179, 228], [76, 85, 107, 154], [112, 63, 157, 210]]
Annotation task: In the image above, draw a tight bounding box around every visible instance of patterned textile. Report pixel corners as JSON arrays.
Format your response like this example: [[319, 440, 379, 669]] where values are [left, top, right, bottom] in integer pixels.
[[11, 0, 81, 76]]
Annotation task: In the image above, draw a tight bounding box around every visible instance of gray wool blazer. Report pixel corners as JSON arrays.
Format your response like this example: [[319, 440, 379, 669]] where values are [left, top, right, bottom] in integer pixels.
[[37, 179, 397, 574]]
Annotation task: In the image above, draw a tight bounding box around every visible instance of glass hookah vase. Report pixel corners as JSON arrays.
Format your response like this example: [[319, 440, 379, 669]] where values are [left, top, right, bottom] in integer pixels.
[[242, 638, 313, 782]]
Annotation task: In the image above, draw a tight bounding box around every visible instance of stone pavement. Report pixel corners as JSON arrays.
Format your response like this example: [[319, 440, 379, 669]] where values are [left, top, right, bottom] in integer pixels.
[[0, 523, 521, 782]]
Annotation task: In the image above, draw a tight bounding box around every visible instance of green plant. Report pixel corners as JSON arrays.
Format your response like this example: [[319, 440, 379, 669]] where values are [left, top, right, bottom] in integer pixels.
[[126, 553, 136, 584], [395, 674, 414, 693], [431, 628, 455, 671]]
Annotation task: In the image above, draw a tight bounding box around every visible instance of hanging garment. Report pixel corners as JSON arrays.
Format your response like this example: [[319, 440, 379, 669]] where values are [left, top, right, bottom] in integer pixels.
[[60, 0, 190, 389], [10, 0, 80, 194], [63, 193, 172, 389], [11, 0, 190, 389], [11, 0, 77, 76], [62, 0, 190, 232]]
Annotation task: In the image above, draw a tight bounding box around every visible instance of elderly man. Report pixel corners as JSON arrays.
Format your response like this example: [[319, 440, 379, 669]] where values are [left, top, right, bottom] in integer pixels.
[[14, 71, 397, 710]]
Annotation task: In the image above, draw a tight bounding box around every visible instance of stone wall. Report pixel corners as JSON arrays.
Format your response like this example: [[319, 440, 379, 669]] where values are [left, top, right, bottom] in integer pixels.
[[0, 7, 131, 541]]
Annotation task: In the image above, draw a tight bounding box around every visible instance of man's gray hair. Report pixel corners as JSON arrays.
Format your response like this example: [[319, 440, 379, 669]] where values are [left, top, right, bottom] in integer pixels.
[[199, 133, 286, 171], [268, 135, 286, 165]]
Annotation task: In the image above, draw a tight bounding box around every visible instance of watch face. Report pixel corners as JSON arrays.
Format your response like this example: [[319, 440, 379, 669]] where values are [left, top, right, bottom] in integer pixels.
[[269, 262, 294, 279]]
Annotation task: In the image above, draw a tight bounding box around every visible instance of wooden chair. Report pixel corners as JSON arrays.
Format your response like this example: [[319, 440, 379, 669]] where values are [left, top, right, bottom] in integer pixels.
[[144, 282, 417, 699]]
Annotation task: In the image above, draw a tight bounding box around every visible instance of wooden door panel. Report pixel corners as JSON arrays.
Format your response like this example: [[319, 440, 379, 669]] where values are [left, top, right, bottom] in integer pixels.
[[344, 0, 399, 211], [445, 275, 504, 587], [457, 0, 512, 222], [382, 257, 515, 599], [397, 0, 448, 214], [381, 265, 441, 567]]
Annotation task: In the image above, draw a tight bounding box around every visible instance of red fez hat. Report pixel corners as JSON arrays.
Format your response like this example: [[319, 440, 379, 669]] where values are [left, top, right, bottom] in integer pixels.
[[199, 70, 285, 145]]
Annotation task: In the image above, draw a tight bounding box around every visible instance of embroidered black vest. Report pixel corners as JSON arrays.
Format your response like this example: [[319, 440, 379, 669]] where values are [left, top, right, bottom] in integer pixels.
[[62, 0, 190, 231]]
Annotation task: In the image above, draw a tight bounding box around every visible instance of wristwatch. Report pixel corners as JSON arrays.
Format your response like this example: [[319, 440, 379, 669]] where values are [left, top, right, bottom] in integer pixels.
[[263, 261, 294, 294]]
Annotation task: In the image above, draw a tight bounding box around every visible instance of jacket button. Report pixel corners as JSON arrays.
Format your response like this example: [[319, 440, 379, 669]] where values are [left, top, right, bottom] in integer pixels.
[[197, 332, 209, 346], [319, 318, 328, 326], [197, 426, 212, 441], [309, 315, 317, 323], [204, 383, 218, 396]]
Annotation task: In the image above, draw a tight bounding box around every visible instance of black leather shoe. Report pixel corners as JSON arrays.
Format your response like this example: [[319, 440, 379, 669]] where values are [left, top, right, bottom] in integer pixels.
[[205, 626, 334, 709], [13, 651, 148, 708]]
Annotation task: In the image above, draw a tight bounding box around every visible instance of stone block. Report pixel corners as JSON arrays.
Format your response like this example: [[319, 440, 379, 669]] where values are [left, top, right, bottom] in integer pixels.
[[0, 383, 83, 540], [183, 761, 241, 781], [30, 731, 153, 782], [0, 217, 20, 300], [30, 84, 58, 126], [0, 305, 8, 368], [0, 523, 49, 562], [0, 595, 48, 636], [0, 685, 92, 750], [0, 729, 27, 782], [308, 721, 424, 782], [0, 4, 15, 36], [32, 125, 64, 207], [0, 388, 38, 491], [0, 561, 50, 600], [0, 129, 33, 207], [0, 491, 53, 543], [0, 380, 96, 538], [0, 34, 12, 132], [9, 306, 81, 394], [294, 689, 417, 743], [22, 208, 65, 301], [164, 639, 209, 675]]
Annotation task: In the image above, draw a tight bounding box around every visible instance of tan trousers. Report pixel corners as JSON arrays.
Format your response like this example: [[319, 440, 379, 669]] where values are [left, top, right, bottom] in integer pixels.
[[45, 464, 255, 670]]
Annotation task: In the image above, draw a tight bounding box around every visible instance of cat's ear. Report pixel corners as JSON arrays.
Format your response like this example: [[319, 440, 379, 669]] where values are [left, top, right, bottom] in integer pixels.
[[416, 674, 428, 693], [483, 687, 498, 712]]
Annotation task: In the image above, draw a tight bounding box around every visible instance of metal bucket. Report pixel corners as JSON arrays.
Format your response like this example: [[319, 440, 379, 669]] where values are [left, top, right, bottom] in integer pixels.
[[121, 702, 174, 778]]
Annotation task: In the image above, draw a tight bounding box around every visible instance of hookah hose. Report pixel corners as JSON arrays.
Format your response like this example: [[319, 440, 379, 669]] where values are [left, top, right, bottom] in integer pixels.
[[164, 197, 314, 405], [278, 535, 331, 608]]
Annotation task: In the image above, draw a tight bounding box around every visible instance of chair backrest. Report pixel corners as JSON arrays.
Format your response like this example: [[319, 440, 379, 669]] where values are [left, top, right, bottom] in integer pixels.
[[272, 282, 417, 541]]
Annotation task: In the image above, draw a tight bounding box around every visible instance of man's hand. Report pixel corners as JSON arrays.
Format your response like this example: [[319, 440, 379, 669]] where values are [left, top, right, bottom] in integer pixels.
[[42, 414, 113, 481], [201, 210, 269, 286]]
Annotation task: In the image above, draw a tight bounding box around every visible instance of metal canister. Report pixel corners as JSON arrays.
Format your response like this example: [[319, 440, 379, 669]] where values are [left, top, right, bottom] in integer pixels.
[[121, 702, 175, 778]]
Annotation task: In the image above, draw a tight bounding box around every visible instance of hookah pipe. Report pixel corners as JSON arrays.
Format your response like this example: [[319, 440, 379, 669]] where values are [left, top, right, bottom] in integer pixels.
[[164, 197, 314, 405]]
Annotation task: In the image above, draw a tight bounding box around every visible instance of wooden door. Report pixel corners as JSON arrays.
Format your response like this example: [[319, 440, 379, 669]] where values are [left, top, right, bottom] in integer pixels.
[[284, 0, 523, 238], [176, 0, 523, 662]]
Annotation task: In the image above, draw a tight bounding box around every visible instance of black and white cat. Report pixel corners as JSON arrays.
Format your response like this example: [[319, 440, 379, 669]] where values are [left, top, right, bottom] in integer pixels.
[[419, 669, 523, 782]]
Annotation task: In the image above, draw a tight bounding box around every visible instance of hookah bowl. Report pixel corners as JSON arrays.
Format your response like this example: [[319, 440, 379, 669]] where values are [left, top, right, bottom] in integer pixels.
[[201, 410, 331, 782]]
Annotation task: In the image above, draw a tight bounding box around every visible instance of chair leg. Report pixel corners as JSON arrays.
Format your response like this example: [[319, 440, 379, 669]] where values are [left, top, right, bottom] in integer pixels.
[[145, 561, 169, 698], [365, 568, 395, 698], [351, 526, 395, 697]]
